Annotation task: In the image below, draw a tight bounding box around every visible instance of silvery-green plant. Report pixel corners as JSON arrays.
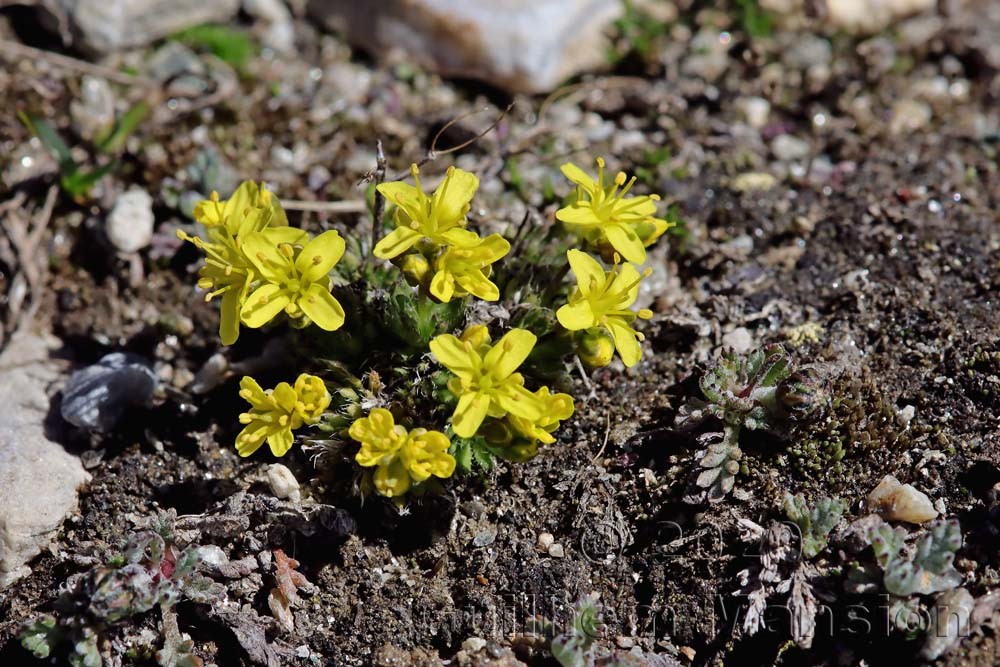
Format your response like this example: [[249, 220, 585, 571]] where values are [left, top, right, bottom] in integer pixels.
[[19, 510, 224, 667]]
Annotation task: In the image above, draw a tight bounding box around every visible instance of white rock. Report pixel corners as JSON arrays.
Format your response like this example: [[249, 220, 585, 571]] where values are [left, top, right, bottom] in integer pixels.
[[825, 0, 935, 35], [106, 188, 155, 253], [867, 474, 938, 524], [537, 532, 555, 551], [722, 327, 754, 354], [70, 76, 115, 142], [547, 542, 565, 558], [772, 134, 812, 162], [0, 332, 91, 589], [738, 96, 771, 129], [889, 99, 932, 135], [307, 0, 622, 93], [244, 0, 295, 53], [54, 0, 240, 53], [267, 463, 301, 502]]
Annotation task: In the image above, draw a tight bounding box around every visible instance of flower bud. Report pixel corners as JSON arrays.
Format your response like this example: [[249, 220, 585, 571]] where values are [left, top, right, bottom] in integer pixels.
[[577, 328, 615, 368], [398, 253, 430, 286], [776, 367, 828, 421], [460, 324, 492, 353]]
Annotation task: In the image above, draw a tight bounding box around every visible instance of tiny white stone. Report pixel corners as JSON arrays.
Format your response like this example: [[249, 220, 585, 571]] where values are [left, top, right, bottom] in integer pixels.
[[267, 463, 301, 502], [537, 532, 555, 551], [106, 188, 154, 253]]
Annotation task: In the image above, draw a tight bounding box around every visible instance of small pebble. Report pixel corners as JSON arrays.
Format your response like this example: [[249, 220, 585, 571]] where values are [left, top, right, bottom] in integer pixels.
[[267, 463, 301, 502], [547, 543, 565, 558], [537, 532, 554, 551], [106, 188, 155, 253], [867, 474, 937, 523]]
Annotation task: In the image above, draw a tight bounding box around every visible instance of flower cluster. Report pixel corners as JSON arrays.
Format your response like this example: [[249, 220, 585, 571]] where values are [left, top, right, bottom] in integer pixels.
[[182, 155, 669, 499], [430, 324, 574, 455], [179, 182, 345, 344], [554, 158, 667, 368], [374, 164, 510, 303], [235, 374, 331, 457], [349, 408, 455, 497]]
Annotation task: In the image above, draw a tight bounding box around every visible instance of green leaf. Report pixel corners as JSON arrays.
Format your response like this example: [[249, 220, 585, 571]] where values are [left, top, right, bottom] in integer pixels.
[[18, 111, 74, 168], [173, 24, 256, 70], [61, 161, 118, 200], [97, 101, 150, 154], [19, 616, 60, 658]]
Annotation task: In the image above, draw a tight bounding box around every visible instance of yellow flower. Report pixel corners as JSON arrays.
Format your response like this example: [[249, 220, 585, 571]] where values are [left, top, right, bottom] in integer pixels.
[[429, 233, 510, 302], [349, 408, 456, 497], [240, 229, 347, 332], [430, 327, 544, 438], [235, 374, 331, 457], [179, 181, 299, 345], [508, 387, 575, 445], [373, 164, 481, 259], [556, 158, 670, 264], [557, 249, 653, 368]]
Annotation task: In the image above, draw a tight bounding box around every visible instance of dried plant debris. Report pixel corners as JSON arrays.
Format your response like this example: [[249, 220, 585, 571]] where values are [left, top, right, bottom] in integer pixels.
[[267, 549, 314, 632]]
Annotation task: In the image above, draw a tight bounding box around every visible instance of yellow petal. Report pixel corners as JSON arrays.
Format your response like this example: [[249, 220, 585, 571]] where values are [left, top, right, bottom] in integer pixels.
[[222, 182, 258, 232], [609, 262, 642, 306], [560, 162, 598, 193], [483, 328, 536, 380], [242, 231, 293, 283], [603, 223, 646, 264], [452, 391, 490, 438], [219, 288, 242, 346], [272, 382, 297, 412], [241, 284, 291, 328], [239, 376, 268, 405], [440, 227, 481, 248], [429, 334, 478, 379], [267, 427, 295, 457], [235, 423, 266, 457], [476, 233, 511, 262], [377, 181, 422, 216], [429, 268, 456, 302], [373, 226, 422, 260], [374, 458, 411, 497], [299, 283, 346, 331], [454, 271, 499, 301], [556, 203, 601, 226], [566, 249, 606, 297], [295, 230, 345, 283], [260, 226, 308, 247], [431, 167, 479, 226], [607, 320, 642, 367], [556, 300, 597, 331], [494, 382, 544, 421]]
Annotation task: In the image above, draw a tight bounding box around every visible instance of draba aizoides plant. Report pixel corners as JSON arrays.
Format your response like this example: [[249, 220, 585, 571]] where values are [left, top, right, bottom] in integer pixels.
[[178, 154, 673, 499]]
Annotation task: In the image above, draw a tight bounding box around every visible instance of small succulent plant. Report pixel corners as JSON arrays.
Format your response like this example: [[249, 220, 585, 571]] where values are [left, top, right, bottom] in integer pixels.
[[869, 519, 963, 597], [784, 493, 846, 559], [19, 510, 224, 667], [694, 345, 825, 502]]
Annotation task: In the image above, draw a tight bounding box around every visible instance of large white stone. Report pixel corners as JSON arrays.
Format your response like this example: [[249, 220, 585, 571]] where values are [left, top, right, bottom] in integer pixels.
[[53, 0, 240, 54], [308, 0, 622, 93], [0, 332, 90, 588]]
